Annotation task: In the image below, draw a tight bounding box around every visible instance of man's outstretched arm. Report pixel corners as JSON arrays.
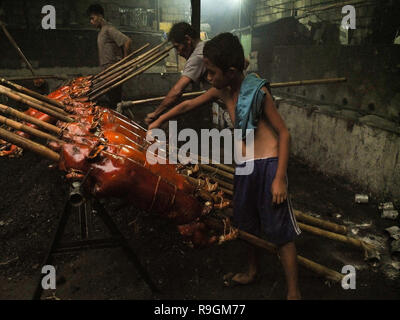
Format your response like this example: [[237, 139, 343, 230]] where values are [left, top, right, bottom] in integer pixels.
[[145, 75, 192, 125], [148, 88, 219, 130]]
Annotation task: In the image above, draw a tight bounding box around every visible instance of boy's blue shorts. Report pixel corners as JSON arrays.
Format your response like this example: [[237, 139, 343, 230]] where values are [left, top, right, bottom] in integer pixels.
[[233, 157, 301, 246]]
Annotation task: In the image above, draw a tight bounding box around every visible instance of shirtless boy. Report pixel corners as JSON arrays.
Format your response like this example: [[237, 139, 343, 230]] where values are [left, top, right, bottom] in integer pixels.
[[149, 33, 301, 300]]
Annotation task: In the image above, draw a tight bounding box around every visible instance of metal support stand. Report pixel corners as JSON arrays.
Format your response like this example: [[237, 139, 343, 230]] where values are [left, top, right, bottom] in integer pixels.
[[32, 186, 158, 300]]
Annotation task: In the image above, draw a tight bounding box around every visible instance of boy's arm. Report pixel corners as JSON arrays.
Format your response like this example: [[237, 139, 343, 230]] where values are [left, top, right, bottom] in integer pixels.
[[148, 88, 219, 130], [145, 76, 192, 125], [262, 87, 291, 204]]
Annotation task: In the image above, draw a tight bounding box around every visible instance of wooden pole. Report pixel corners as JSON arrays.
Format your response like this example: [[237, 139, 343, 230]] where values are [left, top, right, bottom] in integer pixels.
[[0, 127, 60, 162], [238, 230, 343, 282], [199, 164, 234, 180], [0, 85, 73, 123], [270, 77, 347, 88], [90, 45, 173, 96], [123, 77, 347, 107], [204, 217, 343, 282], [297, 222, 374, 251], [90, 52, 170, 101], [93, 41, 169, 85], [1, 78, 66, 110], [5, 75, 68, 81], [0, 115, 63, 143], [0, 21, 35, 75], [93, 43, 151, 80], [0, 104, 63, 135], [294, 210, 347, 235], [119, 91, 207, 108]]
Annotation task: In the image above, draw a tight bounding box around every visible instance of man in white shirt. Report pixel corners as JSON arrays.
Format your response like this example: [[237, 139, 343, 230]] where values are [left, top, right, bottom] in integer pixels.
[[145, 22, 208, 126]]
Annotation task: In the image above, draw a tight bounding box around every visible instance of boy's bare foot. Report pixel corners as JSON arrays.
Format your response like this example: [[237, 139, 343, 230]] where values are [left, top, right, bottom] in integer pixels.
[[223, 271, 257, 286]]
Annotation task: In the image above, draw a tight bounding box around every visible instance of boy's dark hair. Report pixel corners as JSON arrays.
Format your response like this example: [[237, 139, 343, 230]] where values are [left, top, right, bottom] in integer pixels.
[[168, 22, 199, 43], [87, 4, 104, 17], [204, 33, 245, 73]]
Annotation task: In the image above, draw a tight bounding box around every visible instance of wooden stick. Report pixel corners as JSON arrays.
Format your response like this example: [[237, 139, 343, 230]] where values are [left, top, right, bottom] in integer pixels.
[[294, 210, 347, 235], [90, 45, 173, 96], [93, 43, 151, 80], [4, 75, 68, 81], [0, 21, 35, 75], [0, 85, 73, 123], [205, 216, 343, 282], [297, 222, 374, 251], [0, 115, 63, 143], [122, 77, 347, 107], [0, 104, 62, 135], [199, 164, 234, 180], [119, 91, 207, 108], [93, 41, 169, 85], [238, 230, 343, 282], [1, 78, 66, 110], [90, 52, 170, 101], [0, 127, 60, 162], [270, 77, 347, 88]]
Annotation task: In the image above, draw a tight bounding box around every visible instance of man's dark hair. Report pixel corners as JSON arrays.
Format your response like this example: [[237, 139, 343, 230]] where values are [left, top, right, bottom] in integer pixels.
[[168, 22, 199, 43], [87, 4, 104, 17], [203, 33, 245, 73]]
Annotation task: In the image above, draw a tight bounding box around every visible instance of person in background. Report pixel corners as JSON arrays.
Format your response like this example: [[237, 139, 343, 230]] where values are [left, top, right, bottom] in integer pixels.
[[87, 3, 132, 109], [144, 22, 208, 126]]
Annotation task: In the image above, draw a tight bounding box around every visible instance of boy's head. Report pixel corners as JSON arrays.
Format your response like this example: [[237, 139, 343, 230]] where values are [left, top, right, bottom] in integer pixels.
[[87, 4, 105, 28], [168, 22, 199, 59], [203, 33, 245, 89]]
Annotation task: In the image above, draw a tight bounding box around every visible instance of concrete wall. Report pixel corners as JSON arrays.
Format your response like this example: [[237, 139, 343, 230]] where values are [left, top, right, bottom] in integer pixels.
[[269, 45, 400, 122], [275, 96, 400, 201]]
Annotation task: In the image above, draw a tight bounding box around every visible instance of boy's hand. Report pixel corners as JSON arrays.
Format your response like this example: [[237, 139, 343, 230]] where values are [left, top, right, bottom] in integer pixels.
[[148, 118, 163, 130], [271, 176, 287, 205], [145, 112, 157, 125]]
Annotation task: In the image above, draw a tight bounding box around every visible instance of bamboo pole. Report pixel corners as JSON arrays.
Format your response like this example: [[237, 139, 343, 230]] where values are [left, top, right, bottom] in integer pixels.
[[90, 45, 173, 96], [4, 75, 68, 81], [121, 77, 347, 108], [294, 210, 347, 235], [270, 77, 347, 88], [93, 43, 151, 80], [0, 21, 35, 75], [0, 115, 63, 143], [93, 41, 166, 82], [93, 41, 169, 85], [0, 85, 73, 123], [199, 164, 234, 180], [297, 222, 375, 251], [0, 104, 62, 135], [204, 216, 343, 282], [119, 91, 207, 108], [219, 186, 233, 196], [1, 78, 66, 110], [90, 52, 170, 101], [238, 230, 343, 282], [0, 127, 60, 162]]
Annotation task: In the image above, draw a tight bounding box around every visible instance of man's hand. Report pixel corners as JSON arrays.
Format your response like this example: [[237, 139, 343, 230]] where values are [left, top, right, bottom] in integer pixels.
[[145, 112, 158, 125], [271, 176, 287, 205]]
